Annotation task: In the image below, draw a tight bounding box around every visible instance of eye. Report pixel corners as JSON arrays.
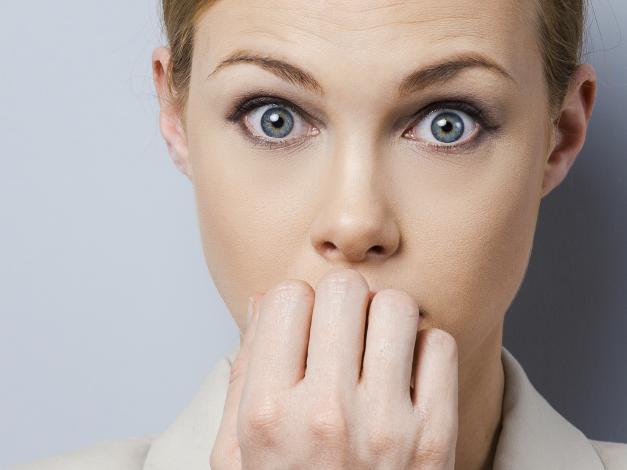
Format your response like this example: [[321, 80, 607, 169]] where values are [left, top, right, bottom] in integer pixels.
[[227, 95, 496, 151], [230, 97, 319, 149], [405, 107, 480, 148]]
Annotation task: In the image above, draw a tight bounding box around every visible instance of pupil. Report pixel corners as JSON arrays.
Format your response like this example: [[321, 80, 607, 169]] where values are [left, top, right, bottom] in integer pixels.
[[261, 107, 294, 138], [270, 113, 283, 128], [431, 112, 464, 143]]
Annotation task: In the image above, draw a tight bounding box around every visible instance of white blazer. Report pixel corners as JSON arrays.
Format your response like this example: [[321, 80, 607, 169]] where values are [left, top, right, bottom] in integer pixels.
[[8, 346, 627, 470]]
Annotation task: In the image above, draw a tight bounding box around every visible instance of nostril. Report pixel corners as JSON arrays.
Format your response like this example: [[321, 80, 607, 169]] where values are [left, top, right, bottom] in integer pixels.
[[321, 241, 336, 253], [369, 245, 384, 255]]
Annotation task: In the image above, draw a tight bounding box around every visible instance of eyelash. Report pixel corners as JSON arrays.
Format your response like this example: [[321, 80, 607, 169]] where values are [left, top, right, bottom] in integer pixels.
[[225, 94, 499, 153]]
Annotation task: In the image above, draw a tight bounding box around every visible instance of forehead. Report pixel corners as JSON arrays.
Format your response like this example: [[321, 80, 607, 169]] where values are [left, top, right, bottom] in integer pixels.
[[194, 0, 541, 98]]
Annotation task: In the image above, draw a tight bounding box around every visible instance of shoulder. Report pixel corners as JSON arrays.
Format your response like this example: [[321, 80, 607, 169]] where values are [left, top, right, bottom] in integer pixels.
[[5, 435, 156, 470], [590, 438, 627, 469]]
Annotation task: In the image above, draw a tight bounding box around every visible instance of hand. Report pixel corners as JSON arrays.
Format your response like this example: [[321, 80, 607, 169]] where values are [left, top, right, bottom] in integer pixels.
[[211, 268, 459, 469]]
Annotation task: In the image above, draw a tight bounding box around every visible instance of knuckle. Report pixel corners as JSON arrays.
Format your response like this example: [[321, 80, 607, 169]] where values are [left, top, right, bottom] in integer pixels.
[[240, 399, 284, 446], [365, 428, 404, 457], [306, 407, 349, 444]]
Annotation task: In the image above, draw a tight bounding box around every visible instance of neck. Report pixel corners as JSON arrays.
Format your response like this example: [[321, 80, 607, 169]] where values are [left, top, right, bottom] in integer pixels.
[[454, 323, 505, 470]]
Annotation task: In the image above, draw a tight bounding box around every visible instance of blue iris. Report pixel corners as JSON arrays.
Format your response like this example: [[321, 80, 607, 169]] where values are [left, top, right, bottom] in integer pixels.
[[430, 112, 464, 143], [261, 107, 294, 138]]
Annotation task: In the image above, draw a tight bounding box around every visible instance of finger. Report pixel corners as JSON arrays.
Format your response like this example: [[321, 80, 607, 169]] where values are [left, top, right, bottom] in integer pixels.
[[245, 279, 315, 395], [239, 292, 265, 342], [411, 328, 459, 433], [306, 268, 370, 388], [211, 296, 261, 469], [361, 289, 421, 402]]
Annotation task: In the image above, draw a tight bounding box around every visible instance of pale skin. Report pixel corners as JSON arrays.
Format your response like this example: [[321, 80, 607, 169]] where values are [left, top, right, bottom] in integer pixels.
[[152, 0, 596, 468]]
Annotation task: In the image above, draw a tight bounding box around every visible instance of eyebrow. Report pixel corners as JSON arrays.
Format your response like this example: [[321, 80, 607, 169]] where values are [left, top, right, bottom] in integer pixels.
[[207, 48, 517, 98]]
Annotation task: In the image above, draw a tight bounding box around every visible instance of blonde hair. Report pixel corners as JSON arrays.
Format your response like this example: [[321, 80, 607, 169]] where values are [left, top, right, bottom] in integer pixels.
[[160, 0, 587, 119]]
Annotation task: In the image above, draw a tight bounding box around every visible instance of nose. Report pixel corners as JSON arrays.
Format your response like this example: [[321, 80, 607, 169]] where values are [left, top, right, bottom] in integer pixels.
[[309, 147, 400, 264]]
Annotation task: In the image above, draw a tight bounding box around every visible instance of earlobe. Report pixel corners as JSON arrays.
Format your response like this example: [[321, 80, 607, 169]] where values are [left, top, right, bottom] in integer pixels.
[[541, 64, 597, 198], [152, 46, 193, 180]]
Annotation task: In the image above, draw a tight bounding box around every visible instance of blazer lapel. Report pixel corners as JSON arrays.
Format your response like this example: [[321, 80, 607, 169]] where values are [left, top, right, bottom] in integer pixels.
[[142, 344, 239, 470], [493, 347, 604, 469], [142, 343, 604, 470]]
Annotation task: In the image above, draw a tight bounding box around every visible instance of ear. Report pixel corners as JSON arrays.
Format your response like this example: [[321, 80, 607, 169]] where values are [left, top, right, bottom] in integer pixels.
[[152, 47, 193, 180], [541, 64, 597, 198]]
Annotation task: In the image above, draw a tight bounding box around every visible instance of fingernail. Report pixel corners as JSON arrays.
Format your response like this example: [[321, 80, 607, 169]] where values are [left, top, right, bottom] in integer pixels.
[[246, 297, 254, 327]]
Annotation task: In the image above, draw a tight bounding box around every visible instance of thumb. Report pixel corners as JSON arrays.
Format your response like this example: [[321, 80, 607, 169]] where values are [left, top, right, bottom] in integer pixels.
[[211, 294, 262, 469]]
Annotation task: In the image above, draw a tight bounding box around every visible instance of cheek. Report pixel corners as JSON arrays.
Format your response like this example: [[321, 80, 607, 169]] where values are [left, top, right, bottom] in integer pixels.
[[403, 144, 546, 354], [187, 117, 316, 319], [187, 120, 259, 318]]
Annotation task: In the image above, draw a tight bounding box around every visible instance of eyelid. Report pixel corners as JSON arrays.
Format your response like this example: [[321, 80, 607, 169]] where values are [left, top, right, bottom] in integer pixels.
[[226, 93, 500, 152], [398, 99, 501, 153], [406, 106, 478, 149], [409, 101, 493, 131], [225, 95, 316, 150], [226, 93, 323, 128]]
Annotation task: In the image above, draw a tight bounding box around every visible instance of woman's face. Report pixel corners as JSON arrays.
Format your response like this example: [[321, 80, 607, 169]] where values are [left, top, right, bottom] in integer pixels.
[[183, 0, 552, 360]]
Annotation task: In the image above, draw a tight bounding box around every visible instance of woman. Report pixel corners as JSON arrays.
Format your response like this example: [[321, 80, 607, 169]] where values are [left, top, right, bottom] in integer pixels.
[[9, 0, 626, 469]]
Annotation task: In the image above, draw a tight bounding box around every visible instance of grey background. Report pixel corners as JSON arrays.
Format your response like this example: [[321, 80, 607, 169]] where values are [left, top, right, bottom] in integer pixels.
[[0, 0, 625, 467]]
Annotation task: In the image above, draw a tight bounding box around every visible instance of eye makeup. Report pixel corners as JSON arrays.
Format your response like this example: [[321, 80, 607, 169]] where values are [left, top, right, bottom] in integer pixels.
[[223, 88, 505, 154]]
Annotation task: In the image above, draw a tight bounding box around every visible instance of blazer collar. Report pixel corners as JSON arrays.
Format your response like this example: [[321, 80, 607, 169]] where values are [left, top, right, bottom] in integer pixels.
[[143, 344, 604, 470]]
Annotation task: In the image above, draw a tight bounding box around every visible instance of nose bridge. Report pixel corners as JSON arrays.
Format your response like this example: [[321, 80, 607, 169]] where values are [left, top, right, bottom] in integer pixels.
[[325, 124, 385, 213], [325, 89, 390, 191], [314, 62, 401, 211], [309, 132, 400, 264]]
